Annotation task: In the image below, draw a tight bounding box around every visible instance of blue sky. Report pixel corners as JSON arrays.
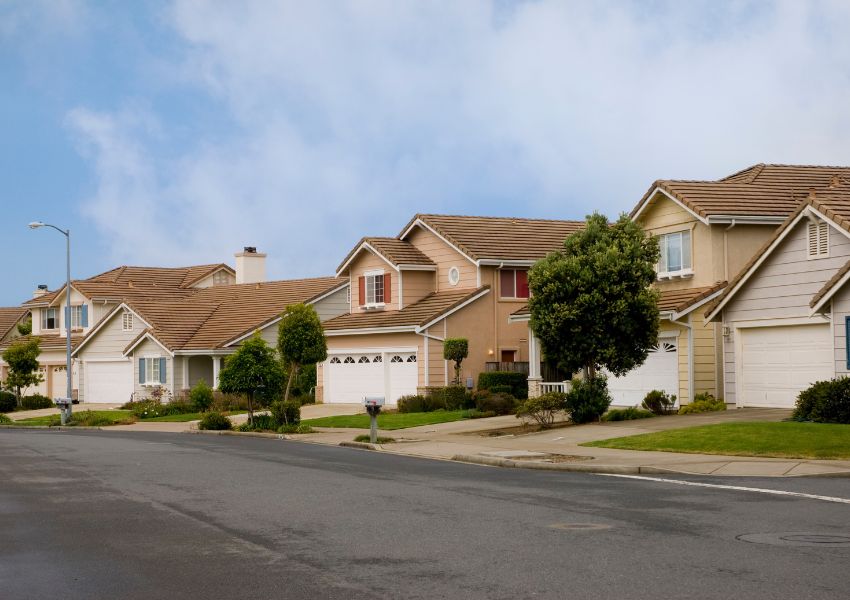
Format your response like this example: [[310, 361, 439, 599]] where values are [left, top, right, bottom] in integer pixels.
[[3, 0, 850, 305]]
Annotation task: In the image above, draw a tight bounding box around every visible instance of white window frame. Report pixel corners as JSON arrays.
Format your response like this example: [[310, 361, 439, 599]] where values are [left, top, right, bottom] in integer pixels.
[[70, 305, 83, 329], [807, 221, 829, 259], [499, 269, 529, 300], [41, 307, 58, 330], [657, 230, 693, 279], [364, 270, 385, 306], [142, 356, 163, 386], [212, 270, 231, 286], [122, 312, 134, 331]]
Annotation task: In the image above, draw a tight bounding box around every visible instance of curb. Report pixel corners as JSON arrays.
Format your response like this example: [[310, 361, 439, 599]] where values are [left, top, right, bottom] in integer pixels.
[[184, 429, 293, 440], [0, 425, 104, 431], [339, 441, 380, 451], [451, 454, 645, 474]]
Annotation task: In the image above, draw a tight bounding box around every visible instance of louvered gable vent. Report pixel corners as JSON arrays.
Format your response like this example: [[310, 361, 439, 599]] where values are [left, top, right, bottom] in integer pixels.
[[807, 220, 829, 259]]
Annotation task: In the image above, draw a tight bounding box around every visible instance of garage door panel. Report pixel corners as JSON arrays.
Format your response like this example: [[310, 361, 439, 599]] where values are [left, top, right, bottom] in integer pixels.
[[607, 341, 679, 407], [740, 324, 833, 408], [325, 352, 417, 405], [86, 361, 134, 404]]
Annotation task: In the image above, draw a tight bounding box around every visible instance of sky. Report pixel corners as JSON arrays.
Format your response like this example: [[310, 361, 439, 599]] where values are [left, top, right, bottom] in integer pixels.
[[3, 0, 850, 305]]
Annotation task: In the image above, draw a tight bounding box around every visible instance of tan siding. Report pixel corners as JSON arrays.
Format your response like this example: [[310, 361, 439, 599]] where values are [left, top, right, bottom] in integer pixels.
[[406, 226, 477, 291], [348, 251, 399, 311], [401, 270, 435, 308], [639, 194, 695, 230], [444, 289, 501, 389], [692, 316, 717, 397]]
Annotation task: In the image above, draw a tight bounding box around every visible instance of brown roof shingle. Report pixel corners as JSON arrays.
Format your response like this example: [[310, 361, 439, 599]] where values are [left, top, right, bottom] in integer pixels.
[[322, 287, 490, 332], [337, 237, 435, 273], [0, 307, 28, 341], [657, 282, 726, 314]]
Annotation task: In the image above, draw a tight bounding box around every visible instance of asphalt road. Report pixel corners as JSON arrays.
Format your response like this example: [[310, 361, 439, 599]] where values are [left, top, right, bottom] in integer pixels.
[[1, 430, 849, 600]]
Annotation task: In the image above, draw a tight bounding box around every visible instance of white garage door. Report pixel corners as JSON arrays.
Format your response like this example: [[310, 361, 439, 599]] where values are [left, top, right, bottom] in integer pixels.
[[740, 324, 833, 408], [85, 361, 134, 404], [607, 340, 679, 407], [325, 352, 418, 405]]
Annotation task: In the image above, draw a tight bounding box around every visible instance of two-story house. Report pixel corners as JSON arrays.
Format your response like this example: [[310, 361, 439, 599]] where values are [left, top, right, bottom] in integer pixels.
[[317, 214, 583, 405]]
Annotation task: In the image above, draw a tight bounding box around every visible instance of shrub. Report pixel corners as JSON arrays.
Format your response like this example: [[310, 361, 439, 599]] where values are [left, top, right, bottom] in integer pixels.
[[793, 378, 850, 424], [0, 390, 17, 413], [210, 392, 250, 412], [489, 385, 513, 395], [398, 394, 434, 413], [292, 392, 315, 406], [69, 410, 135, 427], [198, 412, 232, 430], [189, 379, 214, 412], [430, 386, 472, 410], [467, 410, 497, 419], [474, 391, 517, 416], [237, 413, 277, 432], [641, 390, 676, 415], [515, 392, 567, 428], [20, 394, 53, 410], [354, 434, 395, 443], [270, 400, 301, 427], [477, 371, 528, 399], [564, 376, 612, 424], [0, 413, 12, 424], [603, 407, 655, 421], [278, 423, 314, 434], [679, 393, 726, 415], [130, 400, 166, 419], [158, 400, 195, 416]]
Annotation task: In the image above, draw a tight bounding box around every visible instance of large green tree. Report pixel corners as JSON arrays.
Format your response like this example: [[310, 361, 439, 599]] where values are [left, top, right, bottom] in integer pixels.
[[2, 337, 43, 404], [278, 303, 327, 402], [218, 333, 284, 425], [528, 212, 660, 380]]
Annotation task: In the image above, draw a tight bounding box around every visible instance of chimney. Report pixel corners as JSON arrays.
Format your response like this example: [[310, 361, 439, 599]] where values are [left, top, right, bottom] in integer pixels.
[[33, 284, 48, 299], [235, 246, 266, 284]]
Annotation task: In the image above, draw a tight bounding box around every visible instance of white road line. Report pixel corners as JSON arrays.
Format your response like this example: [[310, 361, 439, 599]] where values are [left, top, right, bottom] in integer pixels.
[[598, 474, 850, 505]]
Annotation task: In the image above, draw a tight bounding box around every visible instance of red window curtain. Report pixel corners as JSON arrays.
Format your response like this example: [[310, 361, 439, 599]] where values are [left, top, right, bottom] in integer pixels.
[[358, 276, 365, 306], [499, 270, 515, 298], [383, 273, 391, 304], [516, 270, 529, 298]]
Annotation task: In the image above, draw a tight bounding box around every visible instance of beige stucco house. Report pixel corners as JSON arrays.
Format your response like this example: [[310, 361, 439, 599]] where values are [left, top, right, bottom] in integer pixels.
[[318, 214, 583, 405], [706, 188, 850, 408]]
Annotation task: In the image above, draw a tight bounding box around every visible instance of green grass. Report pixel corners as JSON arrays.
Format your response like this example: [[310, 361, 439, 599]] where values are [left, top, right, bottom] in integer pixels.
[[354, 434, 396, 443], [140, 410, 247, 422], [12, 410, 136, 427], [582, 421, 850, 459], [304, 409, 475, 430]]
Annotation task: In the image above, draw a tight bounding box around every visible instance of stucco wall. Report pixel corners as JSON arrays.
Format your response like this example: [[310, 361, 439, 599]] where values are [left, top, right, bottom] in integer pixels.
[[401, 270, 436, 307], [348, 251, 399, 311], [405, 226, 477, 291]]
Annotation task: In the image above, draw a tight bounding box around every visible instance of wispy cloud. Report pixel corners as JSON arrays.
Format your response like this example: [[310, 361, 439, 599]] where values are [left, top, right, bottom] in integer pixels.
[[64, 0, 850, 278]]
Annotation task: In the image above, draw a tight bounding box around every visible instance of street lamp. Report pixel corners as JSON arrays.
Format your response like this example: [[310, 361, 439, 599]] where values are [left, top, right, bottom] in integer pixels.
[[28, 221, 73, 425]]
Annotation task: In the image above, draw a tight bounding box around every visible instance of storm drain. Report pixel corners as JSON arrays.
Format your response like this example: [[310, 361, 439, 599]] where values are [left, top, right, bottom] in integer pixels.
[[736, 532, 850, 548]]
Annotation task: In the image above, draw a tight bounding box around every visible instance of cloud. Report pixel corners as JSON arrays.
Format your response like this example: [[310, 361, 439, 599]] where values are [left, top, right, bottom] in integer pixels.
[[66, 0, 850, 279]]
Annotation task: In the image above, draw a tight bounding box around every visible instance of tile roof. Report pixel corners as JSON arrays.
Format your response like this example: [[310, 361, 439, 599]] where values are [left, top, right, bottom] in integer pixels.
[[634, 163, 850, 220], [121, 277, 346, 352], [657, 282, 726, 314], [706, 188, 850, 318], [811, 259, 850, 309], [337, 237, 435, 273], [0, 307, 28, 341], [402, 214, 585, 262], [322, 286, 490, 332], [0, 332, 84, 352], [511, 304, 530, 317]]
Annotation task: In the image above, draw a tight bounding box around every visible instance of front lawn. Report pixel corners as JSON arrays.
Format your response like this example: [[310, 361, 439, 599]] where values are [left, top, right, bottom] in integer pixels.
[[582, 422, 850, 459], [11, 410, 136, 427], [304, 409, 475, 430], [141, 411, 247, 422]]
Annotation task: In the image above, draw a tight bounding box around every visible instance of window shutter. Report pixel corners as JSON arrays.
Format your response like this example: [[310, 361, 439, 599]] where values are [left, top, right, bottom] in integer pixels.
[[358, 276, 366, 306], [81, 305, 89, 328], [808, 222, 818, 257], [819, 222, 829, 256], [159, 358, 167, 384], [516, 270, 529, 298], [384, 273, 391, 304], [139, 358, 145, 384]]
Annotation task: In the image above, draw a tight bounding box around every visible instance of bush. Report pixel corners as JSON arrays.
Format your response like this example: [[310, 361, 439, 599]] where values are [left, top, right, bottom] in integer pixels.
[[69, 410, 135, 427], [398, 394, 436, 413], [0, 390, 17, 413], [354, 434, 395, 443], [270, 400, 301, 427], [603, 407, 655, 422], [198, 412, 232, 430], [564, 376, 612, 424], [189, 379, 214, 412], [474, 391, 517, 415], [641, 390, 676, 415], [430, 386, 473, 410], [515, 392, 567, 428], [793, 378, 850, 424], [278, 423, 314, 434], [21, 394, 53, 410], [129, 400, 166, 419], [0, 413, 12, 424], [477, 371, 528, 399], [237, 413, 278, 432], [467, 410, 497, 419], [679, 393, 726, 415], [210, 392, 250, 412]]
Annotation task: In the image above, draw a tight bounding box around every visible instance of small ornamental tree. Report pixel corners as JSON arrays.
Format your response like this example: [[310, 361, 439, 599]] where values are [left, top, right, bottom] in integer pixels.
[[443, 338, 468, 385], [529, 212, 660, 385], [2, 337, 43, 405], [17, 317, 32, 336], [278, 303, 327, 402], [218, 333, 284, 426]]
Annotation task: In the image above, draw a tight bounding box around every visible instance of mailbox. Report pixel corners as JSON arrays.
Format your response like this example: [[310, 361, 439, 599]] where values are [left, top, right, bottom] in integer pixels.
[[54, 398, 72, 408], [363, 396, 385, 407]]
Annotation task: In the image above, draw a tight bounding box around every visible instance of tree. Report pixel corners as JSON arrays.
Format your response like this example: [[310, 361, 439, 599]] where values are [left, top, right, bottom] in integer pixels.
[[528, 212, 660, 381], [2, 337, 43, 405], [16, 317, 32, 336], [277, 303, 327, 402], [443, 338, 468, 385], [218, 333, 284, 426]]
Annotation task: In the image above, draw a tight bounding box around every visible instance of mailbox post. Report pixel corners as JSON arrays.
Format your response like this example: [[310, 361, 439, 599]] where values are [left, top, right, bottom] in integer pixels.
[[363, 396, 384, 444]]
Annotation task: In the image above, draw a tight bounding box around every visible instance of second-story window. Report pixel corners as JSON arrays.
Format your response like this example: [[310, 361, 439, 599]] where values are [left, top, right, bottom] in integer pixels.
[[500, 269, 529, 299], [658, 230, 692, 277], [70, 305, 83, 329], [41, 308, 58, 330], [365, 272, 385, 305], [122, 311, 134, 331]]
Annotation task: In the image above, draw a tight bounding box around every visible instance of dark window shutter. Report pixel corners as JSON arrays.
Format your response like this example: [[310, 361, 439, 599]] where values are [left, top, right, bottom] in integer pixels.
[[139, 359, 145, 384], [81, 305, 89, 327], [160, 358, 167, 384], [358, 276, 366, 306], [845, 317, 850, 370], [383, 273, 391, 304]]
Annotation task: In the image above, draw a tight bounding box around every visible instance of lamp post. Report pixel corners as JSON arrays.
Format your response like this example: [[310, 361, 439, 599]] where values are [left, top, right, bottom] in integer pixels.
[[28, 221, 72, 425]]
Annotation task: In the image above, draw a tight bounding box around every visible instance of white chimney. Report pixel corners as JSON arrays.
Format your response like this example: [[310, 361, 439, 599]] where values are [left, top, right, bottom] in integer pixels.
[[234, 247, 266, 284], [33, 284, 49, 299]]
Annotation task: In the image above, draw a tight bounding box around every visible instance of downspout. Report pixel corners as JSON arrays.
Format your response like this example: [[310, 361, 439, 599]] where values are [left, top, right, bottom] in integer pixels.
[[670, 313, 694, 404], [494, 262, 504, 361], [723, 219, 736, 282], [418, 328, 446, 389]]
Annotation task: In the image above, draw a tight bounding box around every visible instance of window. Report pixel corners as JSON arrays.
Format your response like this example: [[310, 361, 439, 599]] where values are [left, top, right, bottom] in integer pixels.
[[122, 312, 134, 331], [808, 221, 829, 259], [373, 355, 382, 363], [70, 305, 83, 329], [390, 355, 403, 363], [212, 270, 231, 286], [406, 355, 416, 363], [358, 356, 371, 363], [139, 357, 166, 386], [330, 357, 341, 364], [365, 272, 385, 305], [499, 269, 529, 299], [657, 230, 692, 276], [448, 266, 460, 286], [41, 308, 58, 330], [343, 356, 355, 364]]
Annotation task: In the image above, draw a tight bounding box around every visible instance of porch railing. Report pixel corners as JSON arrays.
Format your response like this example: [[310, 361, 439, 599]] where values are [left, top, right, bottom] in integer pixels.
[[484, 361, 529, 375], [540, 381, 571, 394]]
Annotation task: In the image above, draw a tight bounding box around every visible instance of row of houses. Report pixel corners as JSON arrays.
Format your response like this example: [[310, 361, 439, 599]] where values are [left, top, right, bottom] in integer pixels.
[[2, 163, 850, 409]]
